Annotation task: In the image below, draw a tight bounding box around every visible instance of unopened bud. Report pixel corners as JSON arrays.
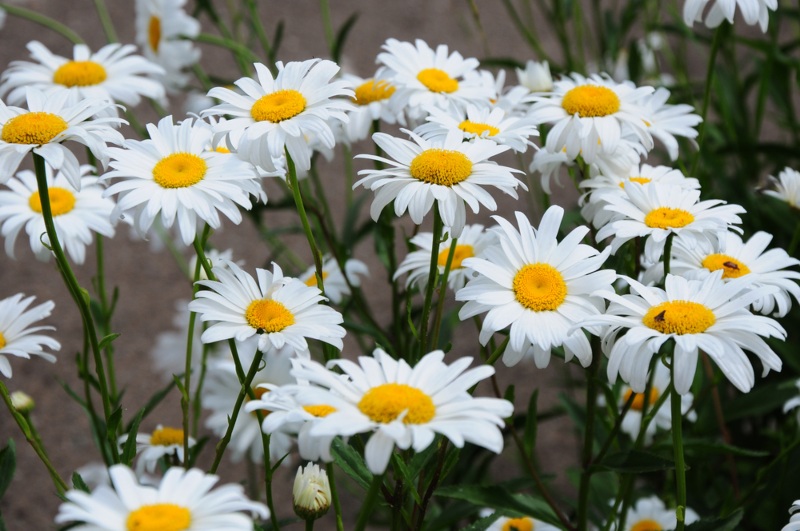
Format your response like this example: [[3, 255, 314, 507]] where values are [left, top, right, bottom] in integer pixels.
[[10, 391, 34, 413], [293, 463, 331, 521]]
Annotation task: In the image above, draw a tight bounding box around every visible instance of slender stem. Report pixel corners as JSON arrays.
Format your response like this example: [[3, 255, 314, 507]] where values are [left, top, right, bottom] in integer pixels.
[[0, 3, 84, 43], [305, 519, 315, 531], [500, 0, 549, 61], [319, 0, 335, 55], [417, 207, 443, 361], [701, 353, 739, 498], [355, 474, 384, 531], [326, 463, 345, 531], [485, 336, 510, 366], [95, 236, 117, 401], [788, 219, 800, 257], [593, 392, 636, 465], [430, 237, 457, 350], [663, 232, 675, 280], [244, 0, 273, 65], [690, 26, 724, 183], [92, 0, 118, 42], [465, 0, 491, 56], [670, 359, 687, 531], [183, 234, 206, 467], [577, 340, 602, 530], [286, 151, 325, 292], [414, 440, 449, 530]]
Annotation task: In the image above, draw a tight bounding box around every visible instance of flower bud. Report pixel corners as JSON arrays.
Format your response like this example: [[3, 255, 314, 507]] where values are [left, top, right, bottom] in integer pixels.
[[293, 463, 331, 521], [10, 391, 34, 413], [516, 60, 553, 93]]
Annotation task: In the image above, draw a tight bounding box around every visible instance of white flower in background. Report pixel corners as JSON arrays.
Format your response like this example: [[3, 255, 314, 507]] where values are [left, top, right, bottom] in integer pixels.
[[55, 464, 268, 529], [614, 495, 699, 530], [136, 0, 201, 91], [205, 60, 353, 173], [641, 87, 702, 161], [457, 208, 615, 369], [0, 89, 123, 189], [355, 128, 525, 238], [118, 424, 196, 475], [342, 73, 401, 144], [293, 463, 331, 521], [0, 41, 165, 113], [394, 223, 495, 292], [291, 348, 513, 474], [9, 390, 34, 412], [298, 255, 369, 305], [0, 293, 60, 378], [74, 462, 111, 490], [0, 164, 115, 264], [187, 247, 240, 281], [782, 500, 800, 531], [516, 59, 553, 93], [782, 379, 800, 424], [684, 0, 777, 32], [762, 167, 800, 209], [481, 509, 561, 531]]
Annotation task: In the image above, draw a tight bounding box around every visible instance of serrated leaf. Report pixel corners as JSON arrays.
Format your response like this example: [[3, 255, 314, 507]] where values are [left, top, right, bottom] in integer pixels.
[[331, 437, 372, 490], [685, 508, 743, 531], [0, 440, 16, 498], [596, 449, 675, 473]]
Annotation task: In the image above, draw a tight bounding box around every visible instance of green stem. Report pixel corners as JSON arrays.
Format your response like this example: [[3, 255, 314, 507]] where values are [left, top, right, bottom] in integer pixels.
[[244, 0, 273, 65], [92, 0, 118, 42], [500, 0, 549, 61], [95, 236, 117, 402], [305, 519, 315, 531], [0, 3, 84, 43], [355, 474, 384, 531], [327, 463, 345, 531], [183, 234, 207, 466], [319, 0, 335, 55], [663, 232, 675, 280], [788, 219, 800, 257], [577, 340, 602, 531], [286, 151, 325, 292], [485, 336, 510, 366], [670, 359, 687, 531], [690, 26, 724, 183], [465, 0, 491, 55], [430, 237, 457, 350], [417, 207, 443, 361]]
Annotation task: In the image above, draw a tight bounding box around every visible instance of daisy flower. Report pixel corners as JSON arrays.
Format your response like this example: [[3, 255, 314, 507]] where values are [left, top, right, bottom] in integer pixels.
[[0, 164, 115, 264], [582, 272, 785, 394], [103, 115, 263, 246], [342, 73, 401, 144], [613, 495, 699, 530], [189, 261, 345, 355], [516, 59, 553, 93], [527, 73, 654, 164], [483, 512, 561, 531], [762, 167, 800, 210], [457, 207, 615, 369], [354, 129, 525, 237], [394, 223, 495, 292], [293, 463, 331, 520], [118, 424, 196, 475], [205, 60, 353, 173], [684, 0, 777, 32], [0, 41, 165, 113], [298, 255, 369, 305], [376, 38, 494, 122], [641, 87, 702, 161], [291, 348, 514, 474], [136, 0, 201, 91], [783, 500, 800, 531], [0, 293, 60, 378], [0, 88, 123, 189], [55, 464, 268, 529]]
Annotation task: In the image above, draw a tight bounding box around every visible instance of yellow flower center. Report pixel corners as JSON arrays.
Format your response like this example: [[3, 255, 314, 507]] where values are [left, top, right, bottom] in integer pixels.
[[619, 177, 652, 188], [303, 404, 337, 417], [562, 85, 621, 118], [409, 149, 473, 187], [630, 520, 663, 531], [643, 207, 695, 229], [28, 187, 76, 216], [304, 271, 330, 287], [701, 253, 750, 279], [148, 16, 161, 53], [53, 60, 107, 87], [2, 112, 68, 145], [622, 387, 660, 411], [458, 120, 499, 137], [214, 146, 231, 154], [126, 503, 191, 531], [245, 299, 295, 333], [0, 332, 6, 349], [513, 263, 567, 312], [353, 79, 396, 105], [251, 89, 307, 123], [416, 68, 459, 93], [643, 300, 716, 335], [502, 517, 534, 531], [437, 244, 474, 269], [152, 153, 207, 189], [358, 383, 435, 424], [149, 426, 184, 446]]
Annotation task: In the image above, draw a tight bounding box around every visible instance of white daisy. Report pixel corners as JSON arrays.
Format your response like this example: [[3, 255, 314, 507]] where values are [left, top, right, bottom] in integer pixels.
[[118, 424, 196, 475], [782, 379, 800, 423], [0, 41, 165, 113], [782, 500, 800, 531], [516, 59, 553, 93], [55, 464, 268, 529], [205, 60, 353, 173], [641, 87, 702, 161], [762, 167, 800, 210], [291, 348, 514, 475], [614, 495, 699, 530], [0, 88, 123, 190], [394, 223, 495, 292], [684, 0, 777, 32], [582, 272, 785, 394], [484, 513, 561, 531], [0, 164, 115, 264], [103, 115, 263, 246], [0, 293, 60, 378], [354, 128, 525, 238], [189, 261, 345, 355], [298, 255, 369, 305], [342, 73, 402, 144]]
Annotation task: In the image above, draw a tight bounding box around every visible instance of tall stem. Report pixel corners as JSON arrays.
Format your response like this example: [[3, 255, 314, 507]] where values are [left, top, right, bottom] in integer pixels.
[[577, 339, 601, 530], [430, 237, 457, 350], [355, 474, 384, 531], [671, 359, 687, 531], [690, 26, 724, 184], [327, 463, 345, 531], [417, 207, 443, 361], [92, 0, 118, 42]]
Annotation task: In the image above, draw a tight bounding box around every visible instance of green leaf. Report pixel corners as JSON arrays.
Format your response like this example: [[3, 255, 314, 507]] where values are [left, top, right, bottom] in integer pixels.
[[332, 13, 359, 64], [105, 406, 123, 440], [459, 513, 501, 531], [121, 409, 145, 465], [678, 438, 770, 458], [71, 472, 90, 493], [390, 453, 421, 505], [685, 508, 743, 531], [724, 380, 798, 421], [124, 378, 177, 432], [0, 440, 16, 499], [596, 449, 675, 473], [523, 390, 539, 457], [434, 484, 560, 527], [98, 333, 121, 352], [331, 437, 372, 490]]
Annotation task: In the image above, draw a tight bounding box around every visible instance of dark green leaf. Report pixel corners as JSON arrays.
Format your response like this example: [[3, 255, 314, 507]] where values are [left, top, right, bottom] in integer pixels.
[[331, 437, 372, 490], [685, 508, 744, 531], [596, 449, 675, 473], [434, 484, 560, 527], [458, 513, 501, 531], [121, 409, 145, 465], [523, 390, 539, 457], [0, 440, 16, 498], [332, 13, 359, 64], [390, 453, 421, 505], [71, 472, 90, 493], [125, 378, 177, 432]]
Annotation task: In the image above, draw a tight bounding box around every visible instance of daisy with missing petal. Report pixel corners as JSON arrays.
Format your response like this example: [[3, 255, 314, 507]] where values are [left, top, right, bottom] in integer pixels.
[[762, 167, 800, 210], [118, 424, 196, 475], [291, 348, 513, 474], [0, 164, 115, 264], [394, 224, 495, 292], [582, 272, 785, 394], [684, 0, 777, 32], [298, 255, 369, 305], [0, 88, 123, 189], [205, 60, 353, 173], [355, 129, 525, 237], [342, 72, 401, 144], [189, 261, 345, 355], [0, 293, 60, 378], [103, 115, 263, 246], [55, 464, 268, 529], [0, 40, 165, 113], [457, 207, 615, 369]]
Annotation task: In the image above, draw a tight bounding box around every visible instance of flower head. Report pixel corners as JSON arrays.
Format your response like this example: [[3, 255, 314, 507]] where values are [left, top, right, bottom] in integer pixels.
[[0, 293, 60, 378], [118, 424, 196, 475], [293, 463, 331, 521], [298, 256, 369, 305], [684, 0, 777, 32]]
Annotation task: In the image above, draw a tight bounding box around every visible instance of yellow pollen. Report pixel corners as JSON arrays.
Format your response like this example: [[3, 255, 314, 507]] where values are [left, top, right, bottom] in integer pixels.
[[304, 271, 330, 287], [622, 387, 660, 411], [126, 503, 191, 531], [630, 520, 663, 531], [251, 89, 307, 123], [353, 79, 396, 105], [619, 177, 652, 188], [2, 112, 68, 145], [358, 383, 435, 424], [502, 517, 534, 531], [149, 426, 184, 446], [53, 60, 107, 87], [0, 332, 5, 349], [245, 299, 295, 333], [437, 244, 474, 269], [409, 149, 473, 187], [513, 263, 567, 312], [416, 68, 459, 93], [458, 120, 499, 137], [152, 153, 207, 189], [304, 404, 336, 417], [28, 187, 76, 217], [562, 85, 621, 118], [148, 16, 161, 53], [701, 254, 750, 279], [643, 300, 716, 335], [644, 207, 694, 229], [214, 146, 231, 154]]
